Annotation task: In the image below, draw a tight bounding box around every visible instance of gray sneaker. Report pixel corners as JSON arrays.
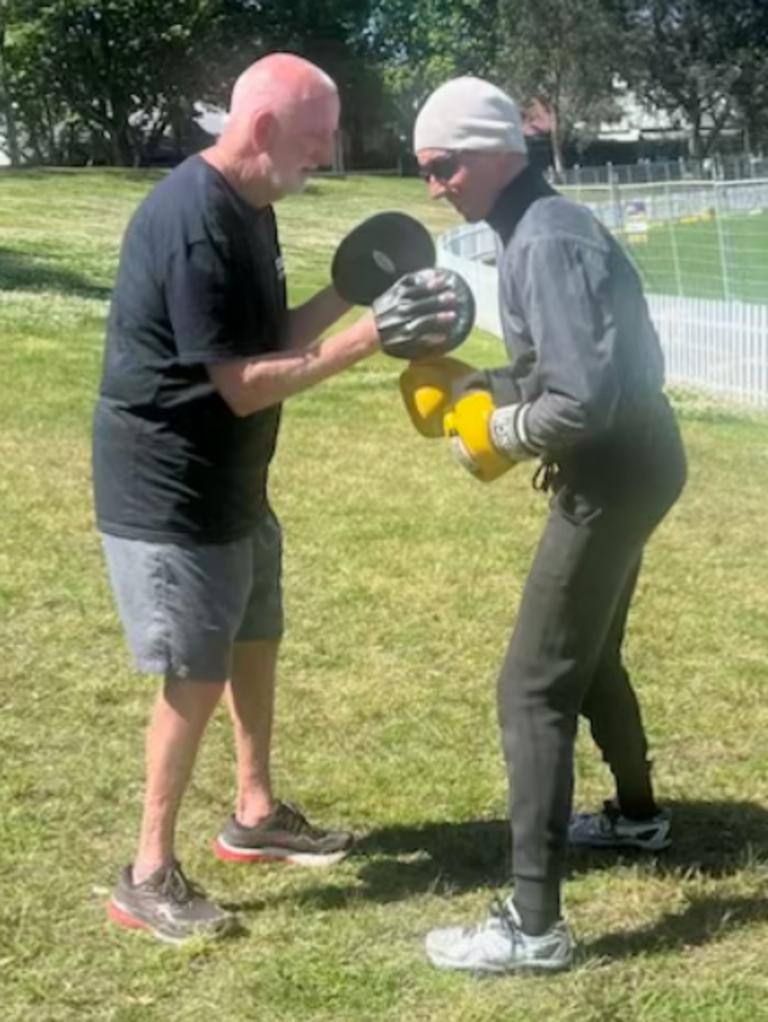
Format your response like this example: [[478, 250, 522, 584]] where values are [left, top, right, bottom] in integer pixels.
[[425, 896, 574, 974], [568, 801, 671, 851], [213, 801, 353, 867], [107, 862, 233, 944]]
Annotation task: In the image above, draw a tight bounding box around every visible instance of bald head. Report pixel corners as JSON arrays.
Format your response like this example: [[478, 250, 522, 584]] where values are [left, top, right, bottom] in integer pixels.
[[226, 53, 337, 139], [207, 53, 340, 206]]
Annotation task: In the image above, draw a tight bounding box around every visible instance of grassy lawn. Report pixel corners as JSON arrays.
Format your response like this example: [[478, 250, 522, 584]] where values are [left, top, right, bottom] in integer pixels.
[[1, 168, 768, 1021]]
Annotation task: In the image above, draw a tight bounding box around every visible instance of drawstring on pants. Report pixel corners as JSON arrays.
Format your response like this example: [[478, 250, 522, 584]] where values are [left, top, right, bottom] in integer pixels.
[[532, 460, 559, 494]]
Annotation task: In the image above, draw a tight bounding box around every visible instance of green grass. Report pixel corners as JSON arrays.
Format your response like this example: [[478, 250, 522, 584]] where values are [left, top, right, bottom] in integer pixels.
[[621, 212, 768, 304], [2, 168, 768, 1021], [560, 184, 768, 303]]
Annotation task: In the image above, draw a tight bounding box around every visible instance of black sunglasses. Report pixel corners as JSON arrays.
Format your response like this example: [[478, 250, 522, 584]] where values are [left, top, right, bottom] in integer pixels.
[[419, 153, 461, 183]]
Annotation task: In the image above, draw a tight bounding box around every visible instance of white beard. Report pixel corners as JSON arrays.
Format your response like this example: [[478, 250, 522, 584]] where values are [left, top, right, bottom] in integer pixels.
[[271, 166, 309, 196]]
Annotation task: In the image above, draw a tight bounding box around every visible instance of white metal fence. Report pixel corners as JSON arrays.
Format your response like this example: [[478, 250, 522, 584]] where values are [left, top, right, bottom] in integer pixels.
[[559, 155, 768, 187], [437, 218, 768, 409], [571, 178, 768, 230]]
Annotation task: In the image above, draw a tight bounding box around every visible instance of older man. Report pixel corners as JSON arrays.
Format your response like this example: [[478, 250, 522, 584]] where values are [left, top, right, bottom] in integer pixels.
[[412, 77, 687, 972], [93, 53, 455, 943]]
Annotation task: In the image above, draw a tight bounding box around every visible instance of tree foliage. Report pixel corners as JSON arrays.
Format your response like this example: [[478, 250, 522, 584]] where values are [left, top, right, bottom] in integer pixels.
[[1, 0, 229, 165], [0, 0, 379, 166], [369, 0, 499, 153], [0, 0, 767, 169], [620, 0, 768, 157], [495, 0, 625, 178]]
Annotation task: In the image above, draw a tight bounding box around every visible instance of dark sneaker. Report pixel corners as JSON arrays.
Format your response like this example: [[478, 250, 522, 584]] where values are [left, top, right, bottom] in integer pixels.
[[568, 800, 671, 851], [107, 861, 233, 944], [213, 801, 353, 867], [425, 895, 575, 974]]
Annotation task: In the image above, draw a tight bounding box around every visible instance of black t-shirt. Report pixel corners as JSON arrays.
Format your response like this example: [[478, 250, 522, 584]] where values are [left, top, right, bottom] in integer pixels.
[[93, 155, 288, 544]]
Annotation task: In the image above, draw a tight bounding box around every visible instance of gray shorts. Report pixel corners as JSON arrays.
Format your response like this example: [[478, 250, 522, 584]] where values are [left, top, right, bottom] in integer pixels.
[[101, 511, 283, 681]]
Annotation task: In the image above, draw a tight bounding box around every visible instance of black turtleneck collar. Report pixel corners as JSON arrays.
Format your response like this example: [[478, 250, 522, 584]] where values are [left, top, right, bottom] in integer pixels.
[[486, 164, 558, 243]]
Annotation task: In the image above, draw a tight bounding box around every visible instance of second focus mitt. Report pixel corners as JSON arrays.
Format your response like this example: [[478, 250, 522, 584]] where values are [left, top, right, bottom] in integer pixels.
[[332, 211, 436, 305]]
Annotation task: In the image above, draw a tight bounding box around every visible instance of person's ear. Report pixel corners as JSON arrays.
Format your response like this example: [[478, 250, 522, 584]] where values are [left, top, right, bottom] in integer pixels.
[[252, 111, 279, 151]]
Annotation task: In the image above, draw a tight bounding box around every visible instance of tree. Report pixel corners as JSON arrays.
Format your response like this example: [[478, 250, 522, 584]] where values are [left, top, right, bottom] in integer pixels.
[[620, 0, 768, 158], [0, 0, 234, 166], [369, 0, 499, 156], [495, 0, 625, 179], [732, 54, 768, 155], [195, 0, 379, 166], [0, 0, 39, 165]]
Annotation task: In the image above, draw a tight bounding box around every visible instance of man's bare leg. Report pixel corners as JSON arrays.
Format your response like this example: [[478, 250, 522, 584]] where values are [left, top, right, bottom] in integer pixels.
[[133, 676, 226, 882], [217, 639, 352, 866], [226, 640, 280, 826]]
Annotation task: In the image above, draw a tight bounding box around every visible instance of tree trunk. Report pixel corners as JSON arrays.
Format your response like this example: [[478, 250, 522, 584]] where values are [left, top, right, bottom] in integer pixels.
[[0, 21, 20, 165], [1, 88, 20, 164], [687, 106, 703, 159], [344, 109, 366, 169], [550, 104, 565, 183], [107, 116, 136, 166], [701, 102, 732, 159]]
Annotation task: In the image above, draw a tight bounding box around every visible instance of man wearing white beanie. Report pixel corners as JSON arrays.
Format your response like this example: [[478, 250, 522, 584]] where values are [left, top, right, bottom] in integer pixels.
[[413, 77, 687, 973]]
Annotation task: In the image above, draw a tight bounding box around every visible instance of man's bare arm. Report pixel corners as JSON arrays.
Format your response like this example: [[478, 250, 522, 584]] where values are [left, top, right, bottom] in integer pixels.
[[286, 284, 351, 350], [207, 313, 378, 417]]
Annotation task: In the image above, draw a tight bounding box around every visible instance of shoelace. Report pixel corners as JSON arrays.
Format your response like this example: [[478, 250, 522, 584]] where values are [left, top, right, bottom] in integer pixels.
[[483, 896, 524, 946], [160, 863, 205, 905], [274, 801, 324, 838]]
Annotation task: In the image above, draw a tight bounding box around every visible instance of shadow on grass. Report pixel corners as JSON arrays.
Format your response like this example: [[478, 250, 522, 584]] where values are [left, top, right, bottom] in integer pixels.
[[355, 816, 511, 898], [586, 894, 768, 962], [0, 246, 110, 299], [263, 799, 768, 915], [568, 798, 768, 882]]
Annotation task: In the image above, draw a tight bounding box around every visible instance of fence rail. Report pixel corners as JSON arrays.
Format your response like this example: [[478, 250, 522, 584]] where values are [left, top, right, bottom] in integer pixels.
[[558, 155, 768, 187], [437, 218, 768, 409]]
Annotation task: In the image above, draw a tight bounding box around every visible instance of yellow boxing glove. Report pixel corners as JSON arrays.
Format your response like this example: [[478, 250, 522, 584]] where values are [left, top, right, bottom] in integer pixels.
[[443, 390, 513, 483], [398, 356, 476, 438]]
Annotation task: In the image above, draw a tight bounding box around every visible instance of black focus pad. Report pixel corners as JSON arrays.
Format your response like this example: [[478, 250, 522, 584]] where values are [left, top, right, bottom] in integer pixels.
[[332, 212, 436, 305], [373, 268, 476, 361]]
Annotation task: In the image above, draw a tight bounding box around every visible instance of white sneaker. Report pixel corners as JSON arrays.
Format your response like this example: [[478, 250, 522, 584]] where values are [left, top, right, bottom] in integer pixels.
[[568, 801, 671, 851], [425, 896, 574, 974]]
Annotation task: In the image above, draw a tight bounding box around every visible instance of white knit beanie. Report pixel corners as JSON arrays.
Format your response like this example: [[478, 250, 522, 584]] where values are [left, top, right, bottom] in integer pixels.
[[413, 76, 527, 154]]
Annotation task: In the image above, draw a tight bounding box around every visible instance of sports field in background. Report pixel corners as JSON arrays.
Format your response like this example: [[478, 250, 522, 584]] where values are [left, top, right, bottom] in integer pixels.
[[560, 181, 768, 305], [1, 170, 768, 1021], [620, 211, 768, 305]]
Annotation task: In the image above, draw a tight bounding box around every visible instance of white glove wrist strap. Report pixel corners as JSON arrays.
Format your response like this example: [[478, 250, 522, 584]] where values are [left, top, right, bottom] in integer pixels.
[[490, 404, 539, 461]]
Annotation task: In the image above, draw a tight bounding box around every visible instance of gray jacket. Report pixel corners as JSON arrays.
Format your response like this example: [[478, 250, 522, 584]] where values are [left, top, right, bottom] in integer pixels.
[[484, 167, 665, 461]]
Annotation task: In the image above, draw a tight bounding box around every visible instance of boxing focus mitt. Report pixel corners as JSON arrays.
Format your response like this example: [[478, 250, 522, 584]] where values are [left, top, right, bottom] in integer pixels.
[[373, 268, 475, 360], [332, 212, 436, 305]]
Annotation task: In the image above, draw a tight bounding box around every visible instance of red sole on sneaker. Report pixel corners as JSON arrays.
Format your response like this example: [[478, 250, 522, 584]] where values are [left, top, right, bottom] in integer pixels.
[[212, 836, 349, 868], [212, 837, 287, 864], [107, 899, 149, 931]]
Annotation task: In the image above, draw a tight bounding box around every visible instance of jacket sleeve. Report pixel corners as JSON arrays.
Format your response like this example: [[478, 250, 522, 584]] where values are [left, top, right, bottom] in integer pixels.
[[508, 235, 622, 457], [454, 365, 522, 406]]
